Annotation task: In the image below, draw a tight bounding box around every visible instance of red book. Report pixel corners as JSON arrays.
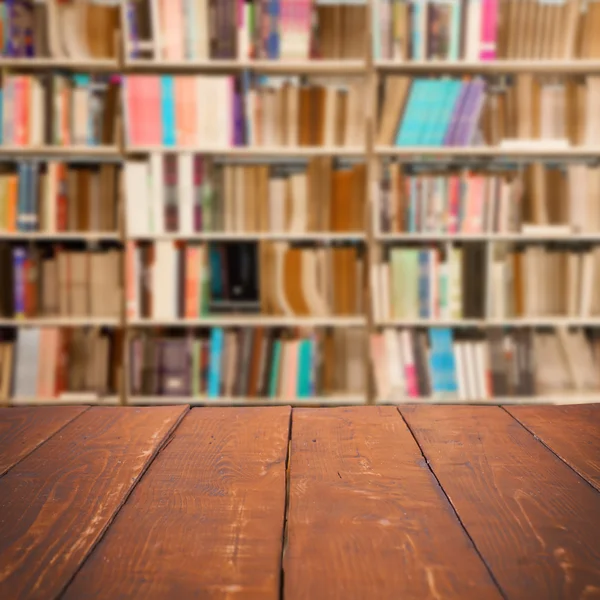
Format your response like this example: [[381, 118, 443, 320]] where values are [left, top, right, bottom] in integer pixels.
[[125, 76, 162, 146], [56, 163, 68, 231], [184, 245, 200, 318], [24, 256, 37, 317]]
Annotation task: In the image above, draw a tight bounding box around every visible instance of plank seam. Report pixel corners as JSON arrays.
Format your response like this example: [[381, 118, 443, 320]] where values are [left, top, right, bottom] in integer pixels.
[[396, 407, 509, 600], [501, 407, 600, 494], [0, 406, 92, 479], [56, 406, 191, 600], [279, 408, 293, 600]]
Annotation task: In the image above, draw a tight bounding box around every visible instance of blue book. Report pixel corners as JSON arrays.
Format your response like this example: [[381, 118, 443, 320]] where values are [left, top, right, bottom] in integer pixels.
[[160, 76, 176, 147], [208, 328, 224, 398], [428, 328, 458, 396], [297, 340, 311, 399], [395, 79, 423, 146], [267, 0, 280, 59], [418, 250, 429, 319], [410, 0, 424, 60]]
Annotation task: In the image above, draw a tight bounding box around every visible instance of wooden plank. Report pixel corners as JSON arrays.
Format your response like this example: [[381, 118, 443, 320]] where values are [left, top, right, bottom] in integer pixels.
[[506, 404, 600, 492], [0, 406, 188, 600], [0, 406, 88, 476], [63, 407, 291, 600], [402, 405, 600, 599], [284, 407, 503, 599]]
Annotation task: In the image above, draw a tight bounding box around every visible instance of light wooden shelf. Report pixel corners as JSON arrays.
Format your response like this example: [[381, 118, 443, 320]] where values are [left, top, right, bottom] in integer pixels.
[[376, 318, 600, 328], [125, 146, 365, 157], [0, 57, 119, 71], [129, 232, 366, 242], [377, 394, 600, 406], [11, 395, 120, 406], [124, 59, 366, 74], [0, 146, 120, 159], [0, 317, 121, 328], [376, 233, 600, 243], [375, 59, 600, 74], [129, 316, 366, 328], [0, 232, 121, 241], [127, 395, 366, 407], [375, 146, 600, 159]]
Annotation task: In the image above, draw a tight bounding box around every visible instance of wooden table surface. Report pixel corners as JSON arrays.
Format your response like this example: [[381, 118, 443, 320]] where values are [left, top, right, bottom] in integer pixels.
[[0, 405, 598, 599]]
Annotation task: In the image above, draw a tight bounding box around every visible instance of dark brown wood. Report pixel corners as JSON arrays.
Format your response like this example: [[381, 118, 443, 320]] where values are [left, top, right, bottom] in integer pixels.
[[63, 407, 291, 600], [402, 405, 600, 600], [0, 406, 188, 600], [0, 406, 88, 476], [506, 404, 600, 492], [284, 406, 502, 599]]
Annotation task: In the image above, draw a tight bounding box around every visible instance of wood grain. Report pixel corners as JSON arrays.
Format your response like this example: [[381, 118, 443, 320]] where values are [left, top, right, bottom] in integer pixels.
[[0, 406, 88, 476], [402, 405, 600, 600], [0, 406, 188, 600], [63, 407, 291, 600], [506, 404, 600, 492], [284, 407, 502, 599]]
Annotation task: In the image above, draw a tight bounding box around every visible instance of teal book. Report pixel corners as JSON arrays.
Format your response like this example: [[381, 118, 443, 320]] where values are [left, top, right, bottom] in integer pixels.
[[395, 79, 423, 146], [410, 0, 424, 60], [432, 80, 463, 146], [297, 340, 311, 399], [160, 76, 176, 147], [207, 328, 224, 398], [268, 340, 283, 397], [428, 328, 458, 397], [416, 80, 441, 146]]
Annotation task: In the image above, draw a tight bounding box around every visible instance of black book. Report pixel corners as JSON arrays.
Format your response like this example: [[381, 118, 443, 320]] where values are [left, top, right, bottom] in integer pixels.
[[0, 243, 14, 317]]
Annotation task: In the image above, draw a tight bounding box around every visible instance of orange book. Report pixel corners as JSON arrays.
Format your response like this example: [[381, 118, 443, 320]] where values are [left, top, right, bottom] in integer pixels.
[[125, 242, 139, 319], [175, 76, 197, 146], [61, 84, 71, 146], [6, 175, 18, 232], [184, 245, 200, 318]]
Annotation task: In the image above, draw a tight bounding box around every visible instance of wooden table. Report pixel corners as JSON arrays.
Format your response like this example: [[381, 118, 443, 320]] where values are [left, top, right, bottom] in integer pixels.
[[0, 405, 598, 599]]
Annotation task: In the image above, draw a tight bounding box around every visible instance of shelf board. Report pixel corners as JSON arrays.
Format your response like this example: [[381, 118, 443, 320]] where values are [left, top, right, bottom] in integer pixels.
[[377, 394, 600, 406], [376, 318, 600, 328], [0, 146, 120, 159], [375, 146, 600, 159], [376, 232, 600, 243], [127, 395, 366, 407], [129, 316, 366, 328], [125, 146, 365, 157], [124, 59, 366, 74], [11, 395, 120, 406], [375, 59, 600, 74], [129, 232, 366, 242], [0, 317, 121, 328], [0, 57, 119, 71], [0, 232, 121, 241]]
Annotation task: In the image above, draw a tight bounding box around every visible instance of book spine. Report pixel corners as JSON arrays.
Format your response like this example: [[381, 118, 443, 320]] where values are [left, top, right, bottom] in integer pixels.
[[267, 0, 280, 59], [480, 0, 498, 61], [12, 247, 26, 318], [208, 327, 224, 397], [160, 76, 176, 147], [268, 339, 282, 397]]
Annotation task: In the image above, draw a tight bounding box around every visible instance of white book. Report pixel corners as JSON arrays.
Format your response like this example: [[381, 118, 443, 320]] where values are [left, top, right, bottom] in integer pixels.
[[153, 241, 177, 319], [384, 329, 405, 396], [125, 162, 150, 236], [178, 154, 194, 234], [463, 342, 479, 401], [579, 252, 595, 317], [474, 342, 489, 400], [194, 0, 209, 59], [150, 153, 165, 235], [196, 77, 209, 145], [465, 0, 482, 61], [14, 329, 41, 398], [453, 342, 469, 402], [370, 267, 382, 324], [29, 78, 44, 147]]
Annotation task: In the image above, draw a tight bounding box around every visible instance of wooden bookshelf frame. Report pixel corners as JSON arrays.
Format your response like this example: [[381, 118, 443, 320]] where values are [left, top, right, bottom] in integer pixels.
[[4, 0, 600, 407]]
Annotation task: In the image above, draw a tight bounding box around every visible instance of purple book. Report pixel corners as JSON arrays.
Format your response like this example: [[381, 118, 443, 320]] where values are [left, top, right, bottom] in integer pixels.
[[159, 338, 192, 396], [460, 79, 486, 146], [443, 82, 470, 146], [233, 91, 245, 146], [12, 247, 26, 317], [453, 81, 480, 147], [193, 156, 203, 232], [6, 1, 35, 58]]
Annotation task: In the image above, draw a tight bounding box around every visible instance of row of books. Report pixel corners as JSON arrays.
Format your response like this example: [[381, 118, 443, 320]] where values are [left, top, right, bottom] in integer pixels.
[[378, 163, 600, 235], [371, 327, 600, 401], [0, 245, 121, 319], [378, 74, 600, 148], [0, 162, 120, 233], [126, 241, 364, 319], [372, 245, 485, 321], [124, 75, 365, 148], [1, 74, 120, 147], [129, 327, 365, 398], [0, 328, 120, 402], [0, 0, 119, 59], [127, 0, 366, 61], [373, 0, 588, 61], [125, 157, 366, 236]]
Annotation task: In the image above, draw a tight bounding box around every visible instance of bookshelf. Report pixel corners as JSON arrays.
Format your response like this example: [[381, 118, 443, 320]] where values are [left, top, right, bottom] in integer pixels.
[[3, 0, 600, 408]]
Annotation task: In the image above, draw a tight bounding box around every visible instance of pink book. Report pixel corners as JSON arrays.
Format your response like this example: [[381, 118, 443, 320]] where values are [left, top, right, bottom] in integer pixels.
[[175, 76, 197, 146], [15, 76, 27, 146], [400, 330, 419, 398], [447, 176, 460, 233], [480, 0, 498, 61], [133, 76, 162, 146], [160, 0, 184, 60]]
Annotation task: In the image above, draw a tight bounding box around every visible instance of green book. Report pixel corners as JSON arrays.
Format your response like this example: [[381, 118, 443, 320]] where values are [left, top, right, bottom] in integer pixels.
[[268, 340, 282, 398]]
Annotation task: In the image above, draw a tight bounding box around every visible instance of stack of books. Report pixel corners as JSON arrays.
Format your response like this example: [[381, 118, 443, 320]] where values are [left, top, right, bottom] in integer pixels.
[[129, 327, 366, 399]]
